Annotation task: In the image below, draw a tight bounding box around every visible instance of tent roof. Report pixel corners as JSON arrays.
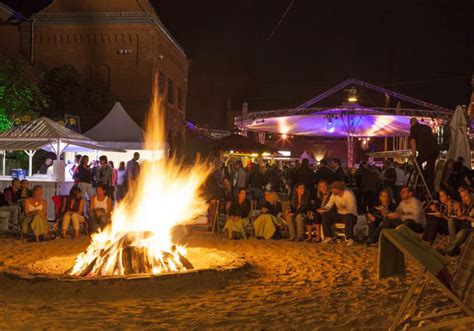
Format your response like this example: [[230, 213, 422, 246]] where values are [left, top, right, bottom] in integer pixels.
[[0, 117, 124, 152], [246, 112, 435, 138], [84, 102, 144, 143], [0, 117, 91, 141]]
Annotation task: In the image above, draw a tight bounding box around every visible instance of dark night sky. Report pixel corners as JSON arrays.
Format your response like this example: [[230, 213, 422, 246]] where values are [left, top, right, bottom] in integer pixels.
[[4, 0, 474, 128]]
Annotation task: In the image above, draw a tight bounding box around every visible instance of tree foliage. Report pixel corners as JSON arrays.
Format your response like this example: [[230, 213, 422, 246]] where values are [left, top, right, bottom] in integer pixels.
[[0, 55, 47, 131], [39, 65, 115, 132]]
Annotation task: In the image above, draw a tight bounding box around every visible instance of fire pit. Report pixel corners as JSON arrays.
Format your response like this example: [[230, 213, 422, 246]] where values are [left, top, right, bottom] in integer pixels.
[[2, 246, 246, 283], [68, 79, 213, 279]]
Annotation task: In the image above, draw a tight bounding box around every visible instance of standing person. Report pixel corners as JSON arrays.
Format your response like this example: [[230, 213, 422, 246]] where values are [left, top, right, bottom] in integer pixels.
[[108, 160, 118, 200], [116, 161, 127, 202], [360, 165, 380, 212], [394, 162, 408, 202], [20, 185, 48, 242], [329, 159, 345, 183], [39, 158, 53, 174], [75, 155, 95, 201], [127, 152, 141, 185], [409, 118, 440, 192], [232, 160, 247, 198], [248, 163, 266, 203], [314, 159, 334, 184], [286, 183, 311, 241], [318, 181, 358, 245], [380, 159, 397, 198], [296, 159, 316, 199], [96, 155, 113, 197], [71, 154, 82, 184]]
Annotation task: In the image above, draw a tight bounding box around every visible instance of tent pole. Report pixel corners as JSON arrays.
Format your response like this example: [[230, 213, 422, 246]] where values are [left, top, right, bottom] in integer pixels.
[[2, 151, 5, 176], [25, 150, 36, 177]]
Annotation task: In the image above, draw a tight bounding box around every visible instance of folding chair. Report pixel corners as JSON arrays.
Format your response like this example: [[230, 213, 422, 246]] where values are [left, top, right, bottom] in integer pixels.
[[380, 229, 474, 330], [210, 199, 220, 235]]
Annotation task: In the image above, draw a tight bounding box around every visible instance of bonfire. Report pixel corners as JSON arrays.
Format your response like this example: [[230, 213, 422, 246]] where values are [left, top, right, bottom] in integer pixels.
[[70, 78, 210, 277]]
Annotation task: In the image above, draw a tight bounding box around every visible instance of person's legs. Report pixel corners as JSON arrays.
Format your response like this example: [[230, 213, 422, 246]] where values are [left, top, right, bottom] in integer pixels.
[[321, 211, 336, 239], [313, 213, 322, 241], [444, 228, 473, 255], [71, 213, 81, 239], [286, 215, 296, 240], [367, 217, 381, 239], [62, 212, 71, 238], [89, 211, 99, 233], [341, 214, 355, 240], [295, 214, 305, 240], [422, 215, 439, 243]]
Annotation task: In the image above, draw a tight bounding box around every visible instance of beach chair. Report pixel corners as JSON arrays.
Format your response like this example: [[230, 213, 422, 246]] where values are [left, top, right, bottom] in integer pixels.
[[52, 195, 88, 235], [381, 229, 474, 330], [210, 199, 220, 234]]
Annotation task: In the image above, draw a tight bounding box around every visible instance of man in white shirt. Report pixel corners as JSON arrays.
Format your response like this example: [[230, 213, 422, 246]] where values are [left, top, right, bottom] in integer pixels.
[[383, 186, 425, 233], [317, 181, 358, 245]]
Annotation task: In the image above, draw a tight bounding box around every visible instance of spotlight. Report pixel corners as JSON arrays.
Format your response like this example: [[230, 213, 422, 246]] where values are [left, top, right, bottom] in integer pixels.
[[281, 134, 288, 140]]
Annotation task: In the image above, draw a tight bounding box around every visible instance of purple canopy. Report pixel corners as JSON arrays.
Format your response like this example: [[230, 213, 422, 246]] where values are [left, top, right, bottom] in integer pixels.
[[246, 112, 433, 138]]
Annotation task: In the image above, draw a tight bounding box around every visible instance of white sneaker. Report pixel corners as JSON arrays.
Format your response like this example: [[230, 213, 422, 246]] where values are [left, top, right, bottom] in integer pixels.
[[322, 237, 335, 244], [346, 239, 354, 246]]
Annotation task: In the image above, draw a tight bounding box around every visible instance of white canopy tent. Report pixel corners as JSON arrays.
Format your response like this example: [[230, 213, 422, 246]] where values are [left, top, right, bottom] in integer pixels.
[[0, 117, 123, 177], [84, 102, 145, 150], [83, 102, 169, 164]]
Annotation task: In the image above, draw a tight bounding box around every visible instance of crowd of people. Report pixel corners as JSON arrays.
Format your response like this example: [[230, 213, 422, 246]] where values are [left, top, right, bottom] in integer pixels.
[[204, 155, 473, 254], [0, 152, 142, 242]]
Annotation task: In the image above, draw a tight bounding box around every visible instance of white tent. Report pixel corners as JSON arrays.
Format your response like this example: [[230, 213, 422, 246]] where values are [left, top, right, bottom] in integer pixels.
[[447, 105, 471, 166], [84, 102, 145, 150], [82, 102, 169, 164]]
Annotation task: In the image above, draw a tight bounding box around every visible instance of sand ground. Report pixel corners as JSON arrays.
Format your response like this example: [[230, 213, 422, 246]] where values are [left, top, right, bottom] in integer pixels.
[[0, 233, 471, 330]]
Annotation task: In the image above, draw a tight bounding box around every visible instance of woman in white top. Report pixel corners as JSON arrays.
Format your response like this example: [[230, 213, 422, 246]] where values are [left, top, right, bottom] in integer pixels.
[[116, 161, 127, 202], [89, 184, 113, 233], [21, 185, 48, 242]]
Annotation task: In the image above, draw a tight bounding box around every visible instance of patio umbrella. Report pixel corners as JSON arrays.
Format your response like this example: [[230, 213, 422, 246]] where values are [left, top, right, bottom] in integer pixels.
[[447, 105, 471, 165], [213, 134, 278, 154]]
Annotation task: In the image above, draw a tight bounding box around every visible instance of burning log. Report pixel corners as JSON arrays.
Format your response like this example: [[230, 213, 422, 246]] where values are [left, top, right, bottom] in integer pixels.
[[73, 232, 193, 277]]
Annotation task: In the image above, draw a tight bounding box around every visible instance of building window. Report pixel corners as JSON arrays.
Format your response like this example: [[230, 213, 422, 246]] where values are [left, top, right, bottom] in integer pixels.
[[177, 87, 183, 110], [158, 72, 165, 95], [167, 80, 174, 105]]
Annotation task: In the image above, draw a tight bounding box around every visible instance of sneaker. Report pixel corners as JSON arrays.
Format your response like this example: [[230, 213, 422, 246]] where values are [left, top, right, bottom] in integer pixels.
[[346, 239, 354, 246], [322, 237, 335, 244]]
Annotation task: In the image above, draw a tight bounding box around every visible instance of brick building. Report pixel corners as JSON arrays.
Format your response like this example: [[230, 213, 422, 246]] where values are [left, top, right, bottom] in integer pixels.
[[0, 0, 188, 142]]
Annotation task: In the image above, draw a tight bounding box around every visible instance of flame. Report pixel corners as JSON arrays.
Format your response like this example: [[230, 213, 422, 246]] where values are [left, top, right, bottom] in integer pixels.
[[70, 78, 211, 277]]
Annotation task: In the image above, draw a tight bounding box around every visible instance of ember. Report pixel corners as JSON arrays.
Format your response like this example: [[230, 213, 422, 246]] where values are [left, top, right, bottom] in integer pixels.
[[70, 78, 210, 277]]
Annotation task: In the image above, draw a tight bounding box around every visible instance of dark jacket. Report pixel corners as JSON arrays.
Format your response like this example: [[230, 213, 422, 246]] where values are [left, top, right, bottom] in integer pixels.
[[261, 201, 282, 217], [229, 198, 251, 218], [289, 192, 311, 215]]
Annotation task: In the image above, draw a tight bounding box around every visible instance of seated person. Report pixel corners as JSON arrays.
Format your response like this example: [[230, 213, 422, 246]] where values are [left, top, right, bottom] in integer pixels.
[[20, 185, 48, 242], [89, 185, 113, 233], [443, 189, 474, 255], [318, 181, 357, 246], [422, 190, 456, 244], [253, 191, 286, 240], [60, 186, 85, 239], [0, 178, 21, 227], [306, 180, 331, 242], [380, 186, 425, 234], [286, 183, 311, 241], [223, 189, 251, 239], [365, 189, 397, 245], [15, 179, 32, 200]]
